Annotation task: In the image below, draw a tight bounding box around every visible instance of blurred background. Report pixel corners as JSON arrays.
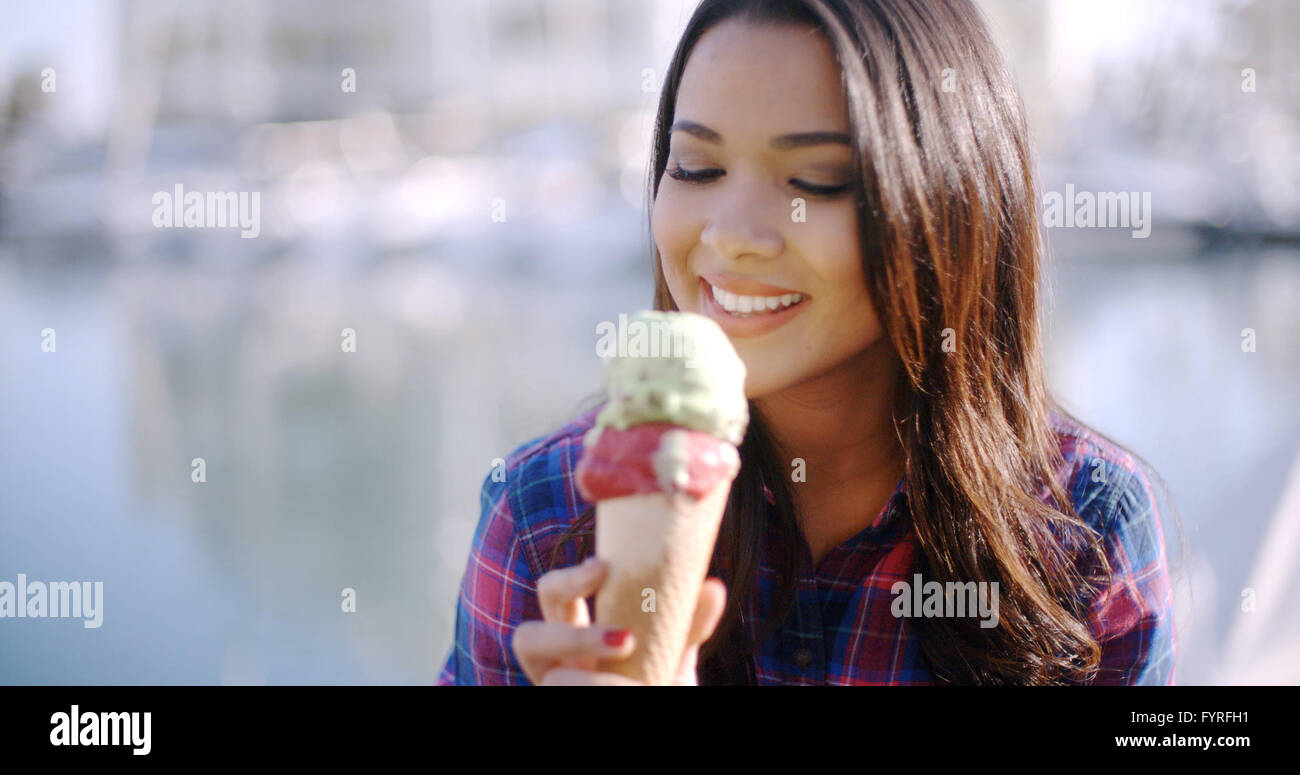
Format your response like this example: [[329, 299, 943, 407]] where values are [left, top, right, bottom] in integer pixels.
[[0, 0, 1296, 685]]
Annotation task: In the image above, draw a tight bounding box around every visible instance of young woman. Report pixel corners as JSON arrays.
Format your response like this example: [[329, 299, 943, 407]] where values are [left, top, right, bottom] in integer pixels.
[[437, 0, 1176, 686]]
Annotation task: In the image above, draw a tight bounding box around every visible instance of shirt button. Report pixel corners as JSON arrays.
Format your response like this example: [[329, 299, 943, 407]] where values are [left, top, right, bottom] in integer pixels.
[[793, 647, 813, 668]]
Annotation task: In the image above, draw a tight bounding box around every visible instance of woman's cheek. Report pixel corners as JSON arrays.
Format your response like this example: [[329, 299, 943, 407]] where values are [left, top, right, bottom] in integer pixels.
[[810, 205, 866, 303], [818, 203, 861, 278], [651, 189, 696, 302]]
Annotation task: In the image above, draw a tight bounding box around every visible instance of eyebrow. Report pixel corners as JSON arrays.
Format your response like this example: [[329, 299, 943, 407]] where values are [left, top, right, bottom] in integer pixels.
[[670, 120, 851, 150]]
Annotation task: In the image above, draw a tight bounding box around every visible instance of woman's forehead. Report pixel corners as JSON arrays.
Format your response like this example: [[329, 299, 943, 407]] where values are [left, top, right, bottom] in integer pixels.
[[675, 20, 848, 139]]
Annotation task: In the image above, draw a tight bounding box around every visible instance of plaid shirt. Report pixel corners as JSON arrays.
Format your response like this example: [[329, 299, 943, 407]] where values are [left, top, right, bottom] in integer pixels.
[[436, 407, 1176, 685]]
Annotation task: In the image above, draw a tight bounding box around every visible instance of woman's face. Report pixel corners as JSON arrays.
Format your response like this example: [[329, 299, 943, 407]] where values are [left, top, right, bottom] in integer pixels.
[[652, 20, 886, 399]]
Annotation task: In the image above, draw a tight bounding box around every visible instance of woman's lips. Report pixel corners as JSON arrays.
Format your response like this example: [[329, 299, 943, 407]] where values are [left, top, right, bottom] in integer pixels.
[[698, 277, 809, 338], [700, 272, 802, 297]]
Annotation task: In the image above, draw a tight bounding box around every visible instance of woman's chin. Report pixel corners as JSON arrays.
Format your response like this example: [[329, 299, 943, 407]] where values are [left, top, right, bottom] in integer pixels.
[[742, 371, 794, 402]]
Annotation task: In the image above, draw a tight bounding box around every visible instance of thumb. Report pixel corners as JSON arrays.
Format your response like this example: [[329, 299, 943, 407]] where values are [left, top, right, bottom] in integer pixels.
[[675, 577, 727, 685]]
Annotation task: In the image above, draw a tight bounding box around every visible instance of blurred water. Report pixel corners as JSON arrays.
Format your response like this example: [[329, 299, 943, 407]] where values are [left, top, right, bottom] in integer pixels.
[[0, 244, 652, 684]]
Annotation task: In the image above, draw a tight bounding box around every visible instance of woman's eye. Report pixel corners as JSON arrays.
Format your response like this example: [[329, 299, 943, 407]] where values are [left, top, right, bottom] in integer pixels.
[[666, 163, 851, 198], [791, 179, 851, 198], [666, 163, 722, 184]]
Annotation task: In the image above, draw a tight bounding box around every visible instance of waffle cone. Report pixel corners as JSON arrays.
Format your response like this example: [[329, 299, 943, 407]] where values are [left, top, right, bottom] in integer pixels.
[[593, 476, 732, 685]]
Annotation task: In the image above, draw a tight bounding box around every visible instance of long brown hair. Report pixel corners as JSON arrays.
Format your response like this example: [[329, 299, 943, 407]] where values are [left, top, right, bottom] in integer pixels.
[[550, 0, 1158, 684]]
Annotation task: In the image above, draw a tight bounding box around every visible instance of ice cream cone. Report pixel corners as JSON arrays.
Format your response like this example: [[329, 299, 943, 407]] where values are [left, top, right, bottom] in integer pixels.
[[594, 474, 733, 685], [575, 310, 748, 685]]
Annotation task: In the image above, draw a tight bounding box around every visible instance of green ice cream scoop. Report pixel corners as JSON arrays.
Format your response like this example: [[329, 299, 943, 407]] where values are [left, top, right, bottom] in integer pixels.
[[587, 310, 749, 447]]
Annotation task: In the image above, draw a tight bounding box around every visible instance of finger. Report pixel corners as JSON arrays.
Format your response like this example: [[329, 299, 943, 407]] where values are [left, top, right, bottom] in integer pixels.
[[687, 578, 727, 648], [676, 647, 700, 686], [512, 620, 636, 686], [539, 666, 644, 686], [536, 557, 608, 625], [675, 578, 728, 685]]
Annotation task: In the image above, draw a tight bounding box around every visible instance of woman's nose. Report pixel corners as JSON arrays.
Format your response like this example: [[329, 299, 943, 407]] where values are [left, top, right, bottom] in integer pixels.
[[699, 191, 784, 262]]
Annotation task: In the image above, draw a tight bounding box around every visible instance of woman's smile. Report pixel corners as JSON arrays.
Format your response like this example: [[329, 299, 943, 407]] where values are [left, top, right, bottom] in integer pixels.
[[697, 275, 810, 337]]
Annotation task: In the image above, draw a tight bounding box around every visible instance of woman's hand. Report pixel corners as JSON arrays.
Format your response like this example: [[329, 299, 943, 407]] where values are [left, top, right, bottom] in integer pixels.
[[512, 556, 727, 685]]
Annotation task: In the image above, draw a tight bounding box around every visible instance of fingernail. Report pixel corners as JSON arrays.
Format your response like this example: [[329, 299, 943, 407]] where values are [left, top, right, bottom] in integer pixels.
[[603, 629, 630, 647]]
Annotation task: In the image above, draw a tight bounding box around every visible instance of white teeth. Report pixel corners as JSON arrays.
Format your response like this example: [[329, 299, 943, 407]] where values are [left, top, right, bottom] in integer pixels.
[[709, 283, 806, 315]]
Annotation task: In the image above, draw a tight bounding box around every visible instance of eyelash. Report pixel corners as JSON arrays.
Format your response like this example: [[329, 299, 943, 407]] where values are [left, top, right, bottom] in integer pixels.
[[666, 163, 851, 198]]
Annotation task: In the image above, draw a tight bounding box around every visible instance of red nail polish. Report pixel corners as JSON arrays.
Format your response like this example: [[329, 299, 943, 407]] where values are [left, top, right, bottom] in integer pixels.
[[604, 629, 629, 647]]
